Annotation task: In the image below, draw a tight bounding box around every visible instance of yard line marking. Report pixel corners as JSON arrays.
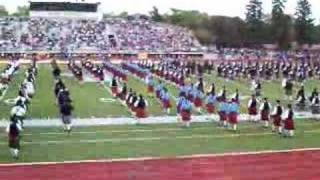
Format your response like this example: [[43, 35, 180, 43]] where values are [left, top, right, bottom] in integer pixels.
[[1, 147, 320, 167], [5, 122, 317, 136], [0, 129, 318, 146], [0, 121, 317, 136]]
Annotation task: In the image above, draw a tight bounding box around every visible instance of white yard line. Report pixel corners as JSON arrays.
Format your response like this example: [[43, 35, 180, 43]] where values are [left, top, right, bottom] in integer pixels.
[[1, 122, 315, 136], [0, 113, 319, 127], [0, 88, 8, 102], [1, 147, 320, 167], [0, 129, 319, 146]]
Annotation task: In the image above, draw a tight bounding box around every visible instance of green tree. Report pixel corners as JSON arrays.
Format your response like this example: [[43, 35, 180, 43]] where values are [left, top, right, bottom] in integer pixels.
[[272, 0, 286, 20], [149, 6, 163, 22], [245, 0, 264, 44], [271, 0, 293, 50], [12, 6, 29, 16], [0, 5, 8, 17], [295, 0, 314, 45]]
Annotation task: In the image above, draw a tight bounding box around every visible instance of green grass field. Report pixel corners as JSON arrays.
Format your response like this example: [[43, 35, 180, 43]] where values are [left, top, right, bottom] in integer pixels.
[[0, 63, 320, 163], [0, 120, 319, 163], [1, 64, 320, 119]]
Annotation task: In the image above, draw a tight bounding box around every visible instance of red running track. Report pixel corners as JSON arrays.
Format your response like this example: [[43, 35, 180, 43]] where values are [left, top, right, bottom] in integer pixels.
[[1, 150, 320, 180]]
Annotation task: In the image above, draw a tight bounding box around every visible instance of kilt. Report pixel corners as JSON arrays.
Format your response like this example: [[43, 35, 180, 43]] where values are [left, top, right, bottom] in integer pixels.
[[98, 75, 104, 81], [194, 97, 203, 107], [206, 103, 215, 113], [156, 90, 161, 99], [187, 94, 194, 102], [8, 136, 20, 149], [118, 93, 126, 100], [61, 114, 72, 124], [135, 107, 148, 118], [147, 85, 154, 93], [272, 115, 282, 126], [284, 118, 295, 130], [218, 111, 227, 121], [228, 112, 238, 124], [248, 107, 257, 115], [111, 86, 118, 95], [162, 99, 172, 109], [77, 76, 83, 81], [260, 110, 270, 121], [180, 110, 191, 122]]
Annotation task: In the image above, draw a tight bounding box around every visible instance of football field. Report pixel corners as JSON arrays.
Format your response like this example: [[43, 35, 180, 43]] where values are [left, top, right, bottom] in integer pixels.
[[0, 63, 320, 179], [0, 63, 319, 164]]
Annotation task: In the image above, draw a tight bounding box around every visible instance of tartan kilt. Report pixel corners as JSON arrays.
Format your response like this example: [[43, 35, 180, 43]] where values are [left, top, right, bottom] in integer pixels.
[[180, 110, 191, 122], [118, 93, 126, 100], [218, 111, 227, 121], [260, 110, 270, 121], [98, 75, 104, 81], [194, 97, 203, 107], [77, 75, 83, 81], [122, 76, 128, 82], [228, 112, 238, 124], [147, 85, 154, 93], [162, 99, 172, 109], [187, 94, 194, 102], [135, 107, 148, 118], [156, 90, 161, 99], [248, 107, 258, 115], [284, 118, 295, 130], [206, 103, 215, 113], [272, 115, 282, 126], [111, 86, 118, 95], [8, 136, 20, 149]]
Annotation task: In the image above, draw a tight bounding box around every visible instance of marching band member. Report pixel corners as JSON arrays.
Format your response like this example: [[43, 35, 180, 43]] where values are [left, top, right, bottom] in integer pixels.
[[6, 117, 22, 159], [10, 100, 27, 129], [259, 98, 272, 128], [110, 76, 119, 97], [283, 104, 295, 137], [155, 81, 164, 99], [227, 98, 240, 131], [134, 94, 148, 121], [206, 91, 217, 116], [118, 83, 127, 101], [179, 96, 193, 127], [146, 74, 155, 96], [282, 78, 293, 101], [296, 85, 306, 106], [160, 88, 172, 114], [247, 94, 258, 122], [218, 99, 228, 127], [193, 89, 204, 113], [271, 100, 283, 133]]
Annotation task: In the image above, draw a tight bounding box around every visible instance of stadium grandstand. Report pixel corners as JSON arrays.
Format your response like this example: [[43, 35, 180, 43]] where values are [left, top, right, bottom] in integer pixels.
[[0, 0, 202, 57]]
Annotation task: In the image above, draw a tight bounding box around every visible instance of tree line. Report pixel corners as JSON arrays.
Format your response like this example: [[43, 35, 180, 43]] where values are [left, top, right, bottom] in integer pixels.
[[149, 0, 320, 49]]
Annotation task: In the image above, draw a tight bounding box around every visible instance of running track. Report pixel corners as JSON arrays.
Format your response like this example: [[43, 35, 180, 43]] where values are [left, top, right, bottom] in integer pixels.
[[0, 150, 320, 180]]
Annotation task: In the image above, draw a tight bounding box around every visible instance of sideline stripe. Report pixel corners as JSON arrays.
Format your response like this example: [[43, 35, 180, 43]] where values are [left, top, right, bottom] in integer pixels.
[[0, 129, 319, 146], [1, 147, 320, 167], [1, 122, 317, 136]]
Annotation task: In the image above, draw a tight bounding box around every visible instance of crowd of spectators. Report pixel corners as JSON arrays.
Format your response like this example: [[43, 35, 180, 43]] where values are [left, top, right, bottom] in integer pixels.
[[0, 16, 201, 53]]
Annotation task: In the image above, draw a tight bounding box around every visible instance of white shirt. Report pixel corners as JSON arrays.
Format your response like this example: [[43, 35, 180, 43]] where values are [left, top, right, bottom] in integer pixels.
[[11, 106, 26, 117]]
